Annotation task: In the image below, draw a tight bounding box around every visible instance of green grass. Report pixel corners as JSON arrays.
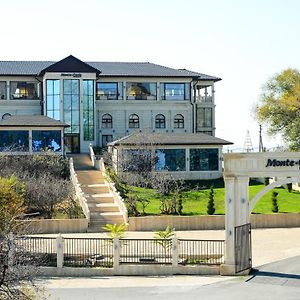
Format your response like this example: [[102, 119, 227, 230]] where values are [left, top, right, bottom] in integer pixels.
[[127, 181, 300, 215]]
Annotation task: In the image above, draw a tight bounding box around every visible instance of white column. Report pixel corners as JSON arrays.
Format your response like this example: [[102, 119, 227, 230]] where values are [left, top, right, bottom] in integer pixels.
[[56, 233, 64, 268], [113, 237, 120, 272], [221, 176, 250, 275], [172, 237, 178, 268], [223, 176, 236, 270]]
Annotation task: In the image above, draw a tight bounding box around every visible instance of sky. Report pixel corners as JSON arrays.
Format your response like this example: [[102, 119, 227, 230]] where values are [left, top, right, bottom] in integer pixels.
[[1, 0, 300, 150]]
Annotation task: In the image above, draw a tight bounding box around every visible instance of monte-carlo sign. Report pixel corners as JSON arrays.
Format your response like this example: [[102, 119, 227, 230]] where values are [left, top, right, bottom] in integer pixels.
[[265, 159, 300, 168]]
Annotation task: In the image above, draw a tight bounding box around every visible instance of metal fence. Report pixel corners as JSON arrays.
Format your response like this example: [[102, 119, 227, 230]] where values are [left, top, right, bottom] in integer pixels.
[[178, 239, 225, 265], [6, 236, 225, 268], [120, 239, 172, 265], [15, 236, 57, 266], [63, 237, 113, 268]]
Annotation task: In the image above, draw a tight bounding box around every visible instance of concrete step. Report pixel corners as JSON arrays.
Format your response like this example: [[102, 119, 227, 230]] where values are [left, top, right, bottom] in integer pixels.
[[90, 194, 115, 203], [76, 173, 105, 184], [88, 203, 120, 213], [82, 185, 110, 194]]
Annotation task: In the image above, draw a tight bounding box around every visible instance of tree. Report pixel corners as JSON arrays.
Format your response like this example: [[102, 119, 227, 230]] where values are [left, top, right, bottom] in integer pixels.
[[207, 186, 215, 215], [255, 68, 300, 150], [0, 177, 45, 300], [272, 191, 279, 213]]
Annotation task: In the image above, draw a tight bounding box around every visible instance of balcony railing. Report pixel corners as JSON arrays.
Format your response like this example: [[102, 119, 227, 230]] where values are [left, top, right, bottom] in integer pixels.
[[196, 95, 213, 103]]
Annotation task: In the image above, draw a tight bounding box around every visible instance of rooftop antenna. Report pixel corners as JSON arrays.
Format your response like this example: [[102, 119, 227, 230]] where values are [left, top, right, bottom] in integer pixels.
[[258, 124, 264, 152], [243, 130, 254, 152]]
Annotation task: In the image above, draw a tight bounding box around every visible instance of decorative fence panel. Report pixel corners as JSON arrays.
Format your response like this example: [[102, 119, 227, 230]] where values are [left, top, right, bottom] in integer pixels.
[[120, 239, 172, 265], [178, 239, 225, 265], [63, 237, 113, 268]]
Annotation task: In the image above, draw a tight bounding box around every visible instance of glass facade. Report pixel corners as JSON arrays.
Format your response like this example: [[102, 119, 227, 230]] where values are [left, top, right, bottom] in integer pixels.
[[190, 148, 219, 171], [126, 82, 156, 100], [96, 82, 122, 100], [46, 80, 60, 120], [64, 79, 80, 133], [197, 107, 212, 128], [32, 130, 61, 152], [155, 149, 186, 171], [10, 81, 39, 100], [0, 82, 6, 100], [83, 80, 94, 141], [160, 83, 190, 100], [0, 130, 29, 152]]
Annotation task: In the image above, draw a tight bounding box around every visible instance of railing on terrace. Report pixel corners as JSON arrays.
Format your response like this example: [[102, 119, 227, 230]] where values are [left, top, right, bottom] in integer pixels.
[[178, 239, 225, 265], [120, 239, 172, 265], [63, 237, 113, 268]]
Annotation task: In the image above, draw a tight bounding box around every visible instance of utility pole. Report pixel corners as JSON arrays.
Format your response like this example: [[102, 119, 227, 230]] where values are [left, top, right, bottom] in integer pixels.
[[259, 125, 264, 152]]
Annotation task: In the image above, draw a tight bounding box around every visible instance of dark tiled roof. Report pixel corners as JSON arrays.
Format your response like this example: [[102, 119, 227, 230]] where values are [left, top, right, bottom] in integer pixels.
[[0, 58, 220, 81], [109, 132, 233, 146], [0, 115, 69, 127]]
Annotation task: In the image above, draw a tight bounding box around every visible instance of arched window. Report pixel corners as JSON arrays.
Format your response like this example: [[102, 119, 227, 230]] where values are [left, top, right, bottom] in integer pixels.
[[155, 114, 166, 129], [129, 114, 139, 128], [174, 114, 184, 128], [102, 114, 113, 128]]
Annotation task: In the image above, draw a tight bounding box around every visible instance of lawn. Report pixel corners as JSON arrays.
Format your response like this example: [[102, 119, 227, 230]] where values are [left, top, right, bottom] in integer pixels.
[[128, 180, 300, 215]]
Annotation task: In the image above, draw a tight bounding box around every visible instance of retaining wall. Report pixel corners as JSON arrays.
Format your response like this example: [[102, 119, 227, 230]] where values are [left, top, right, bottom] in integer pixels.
[[24, 219, 89, 234], [128, 213, 300, 231]]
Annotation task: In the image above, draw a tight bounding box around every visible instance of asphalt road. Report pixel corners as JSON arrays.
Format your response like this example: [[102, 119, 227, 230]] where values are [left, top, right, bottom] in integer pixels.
[[44, 255, 300, 300]]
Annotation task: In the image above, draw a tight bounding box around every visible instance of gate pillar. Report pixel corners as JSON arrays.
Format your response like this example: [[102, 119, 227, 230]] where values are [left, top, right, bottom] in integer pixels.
[[221, 176, 250, 275]]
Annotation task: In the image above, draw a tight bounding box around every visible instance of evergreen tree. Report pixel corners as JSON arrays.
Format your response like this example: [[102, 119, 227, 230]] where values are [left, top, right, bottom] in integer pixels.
[[272, 191, 279, 213], [207, 186, 215, 215]]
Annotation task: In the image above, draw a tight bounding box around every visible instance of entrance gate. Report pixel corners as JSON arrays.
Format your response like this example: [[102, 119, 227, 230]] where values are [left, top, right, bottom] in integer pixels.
[[222, 152, 300, 275], [235, 223, 252, 273]]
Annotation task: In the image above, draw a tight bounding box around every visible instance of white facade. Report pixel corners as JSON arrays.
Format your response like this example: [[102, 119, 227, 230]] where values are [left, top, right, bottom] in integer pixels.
[[0, 55, 220, 153]]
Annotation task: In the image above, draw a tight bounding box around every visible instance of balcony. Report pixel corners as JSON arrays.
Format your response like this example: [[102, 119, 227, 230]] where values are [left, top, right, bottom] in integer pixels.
[[196, 95, 213, 103]]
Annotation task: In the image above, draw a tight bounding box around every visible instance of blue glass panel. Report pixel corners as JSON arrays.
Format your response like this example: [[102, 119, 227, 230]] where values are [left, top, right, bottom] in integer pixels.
[[46, 80, 53, 93], [190, 149, 219, 171], [53, 110, 60, 120], [64, 80, 72, 94], [47, 96, 53, 110], [0, 130, 29, 152], [53, 95, 60, 110], [32, 130, 61, 152], [53, 80, 60, 94], [155, 149, 186, 171], [64, 95, 72, 110]]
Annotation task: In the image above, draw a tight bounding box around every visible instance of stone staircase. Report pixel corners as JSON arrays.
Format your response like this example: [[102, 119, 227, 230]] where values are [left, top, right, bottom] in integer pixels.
[[71, 154, 125, 232]]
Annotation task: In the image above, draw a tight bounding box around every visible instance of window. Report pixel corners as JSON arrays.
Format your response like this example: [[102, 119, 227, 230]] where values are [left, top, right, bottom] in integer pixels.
[[197, 107, 212, 128], [190, 148, 219, 171], [63, 79, 80, 133], [102, 114, 113, 128], [160, 83, 190, 100], [126, 82, 156, 100], [0, 82, 6, 99], [46, 80, 60, 120], [155, 149, 186, 171], [155, 114, 166, 129], [96, 82, 122, 100], [32, 130, 61, 152], [83, 80, 94, 141], [102, 135, 113, 147], [129, 114, 139, 128], [0, 130, 29, 152], [10, 81, 39, 99], [174, 114, 184, 128]]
